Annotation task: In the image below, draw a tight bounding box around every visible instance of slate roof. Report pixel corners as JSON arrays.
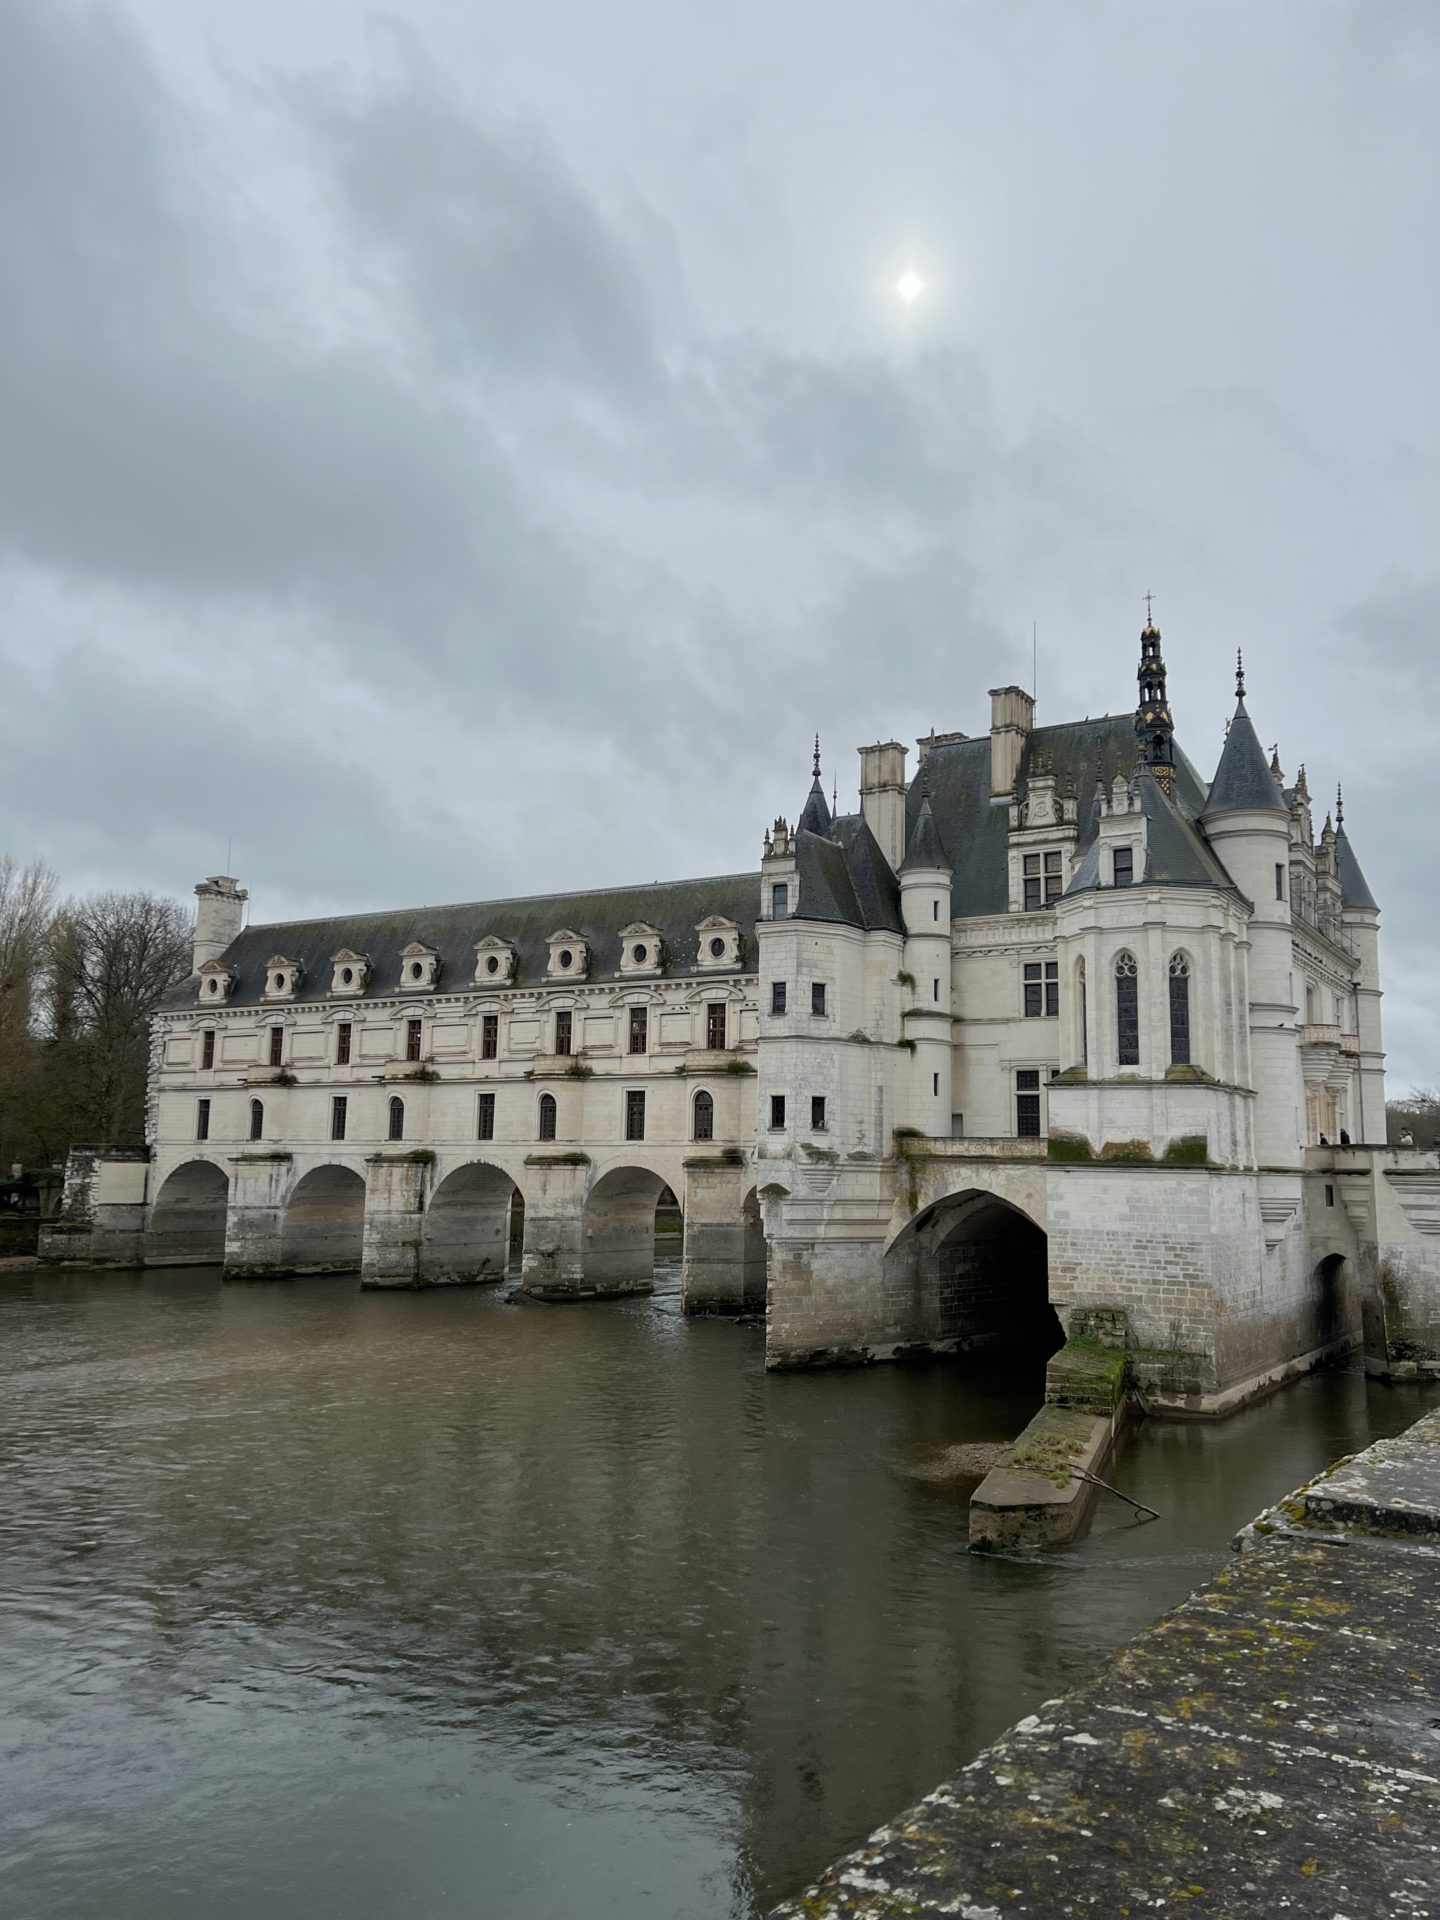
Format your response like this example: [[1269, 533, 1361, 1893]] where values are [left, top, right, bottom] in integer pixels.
[[904, 714, 1213, 918], [901, 794, 948, 872], [1335, 826, 1379, 912], [1203, 698, 1289, 816], [792, 813, 906, 933], [164, 873, 761, 1009], [1065, 771, 1240, 898], [798, 775, 833, 836]]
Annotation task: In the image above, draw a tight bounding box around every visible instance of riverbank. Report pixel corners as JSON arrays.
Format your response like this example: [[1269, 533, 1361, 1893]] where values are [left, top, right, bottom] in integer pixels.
[[772, 1406, 1440, 1918]]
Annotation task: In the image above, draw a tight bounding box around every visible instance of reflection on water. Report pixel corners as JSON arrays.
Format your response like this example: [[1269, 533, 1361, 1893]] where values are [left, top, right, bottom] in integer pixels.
[[0, 1266, 1432, 1919]]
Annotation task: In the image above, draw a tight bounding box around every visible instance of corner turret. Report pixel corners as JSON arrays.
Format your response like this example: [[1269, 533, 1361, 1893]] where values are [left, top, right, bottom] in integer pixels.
[[797, 735, 833, 837]]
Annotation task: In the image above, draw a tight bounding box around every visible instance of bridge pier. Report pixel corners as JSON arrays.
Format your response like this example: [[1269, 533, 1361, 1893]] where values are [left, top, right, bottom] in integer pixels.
[[220, 1154, 290, 1276], [681, 1160, 764, 1315], [520, 1156, 590, 1298], [360, 1155, 429, 1289]]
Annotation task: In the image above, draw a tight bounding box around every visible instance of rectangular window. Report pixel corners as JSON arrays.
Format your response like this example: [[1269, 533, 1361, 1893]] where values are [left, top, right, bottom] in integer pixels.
[[1276, 863, 1286, 901], [1015, 1069, 1041, 1138], [769, 1094, 786, 1130], [628, 1005, 648, 1055], [625, 1089, 646, 1141], [1023, 852, 1041, 912], [336, 1021, 352, 1066], [932, 977, 940, 1002], [706, 1002, 727, 1051], [933, 899, 940, 921], [811, 982, 827, 1017], [1113, 847, 1134, 888], [771, 883, 789, 918], [932, 1072, 940, 1097], [195, 1097, 210, 1142], [1024, 961, 1060, 1019], [269, 1025, 284, 1067], [554, 1009, 572, 1056], [481, 1014, 498, 1060], [331, 1095, 348, 1142], [771, 981, 787, 1016], [406, 1017, 423, 1063], [1044, 850, 1063, 905], [1325, 1183, 1335, 1208], [811, 1095, 827, 1131], [201, 1029, 215, 1070], [477, 1092, 495, 1141]]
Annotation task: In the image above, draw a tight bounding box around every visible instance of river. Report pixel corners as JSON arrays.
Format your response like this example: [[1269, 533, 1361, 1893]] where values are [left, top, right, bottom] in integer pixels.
[[1, 1265, 1431, 1919]]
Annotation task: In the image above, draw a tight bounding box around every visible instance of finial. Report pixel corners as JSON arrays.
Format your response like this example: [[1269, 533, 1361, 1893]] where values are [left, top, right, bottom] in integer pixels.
[[1235, 649, 1246, 699], [1143, 589, 1154, 629], [921, 757, 931, 800], [812, 733, 821, 780], [1336, 783, 1344, 827], [832, 774, 837, 815]]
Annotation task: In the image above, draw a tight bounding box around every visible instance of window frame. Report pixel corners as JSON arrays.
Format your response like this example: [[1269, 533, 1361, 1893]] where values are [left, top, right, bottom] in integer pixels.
[[1168, 953, 1192, 1066], [481, 1013, 499, 1061], [692, 1088, 714, 1141], [1015, 1068, 1041, 1138], [628, 1005, 648, 1055], [1112, 846, 1134, 889], [554, 1009, 572, 1057], [771, 980, 787, 1016], [771, 882, 789, 918], [331, 1095, 348, 1142], [769, 1093, 786, 1131], [538, 1092, 558, 1141], [201, 1029, 215, 1071], [811, 981, 827, 1018], [335, 1021, 352, 1066], [248, 1097, 263, 1142], [477, 1090, 496, 1141], [405, 1017, 423, 1064], [811, 1094, 827, 1132], [268, 1024, 284, 1067], [1115, 951, 1140, 1066], [196, 1097, 211, 1142], [388, 1095, 405, 1142], [706, 1001, 727, 1051], [624, 1088, 646, 1142]]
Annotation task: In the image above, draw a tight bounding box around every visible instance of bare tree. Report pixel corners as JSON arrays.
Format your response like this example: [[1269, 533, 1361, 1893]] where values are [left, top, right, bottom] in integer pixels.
[[45, 891, 192, 1147], [1389, 1087, 1440, 1151], [0, 856, 58, 1168]]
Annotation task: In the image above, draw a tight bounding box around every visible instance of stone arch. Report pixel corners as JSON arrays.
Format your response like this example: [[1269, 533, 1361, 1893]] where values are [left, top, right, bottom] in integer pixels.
[[420, 1161, 524, 1285], [583, 1163, 681, 1296], [148, 1159, 229, 1266], [881, 1187, 1061, 1364], [281, 1164, 365, 1274], [1315, 1251, 1348, 1348]]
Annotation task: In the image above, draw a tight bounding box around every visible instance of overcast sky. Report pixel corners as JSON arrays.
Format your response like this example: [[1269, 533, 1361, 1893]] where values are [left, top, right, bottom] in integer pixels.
[[0, 1, 1435, 1084]]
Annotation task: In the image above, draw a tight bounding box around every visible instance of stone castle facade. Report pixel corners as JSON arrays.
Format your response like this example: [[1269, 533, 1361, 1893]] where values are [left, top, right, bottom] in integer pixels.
[[44, 618, 1440, 1412]]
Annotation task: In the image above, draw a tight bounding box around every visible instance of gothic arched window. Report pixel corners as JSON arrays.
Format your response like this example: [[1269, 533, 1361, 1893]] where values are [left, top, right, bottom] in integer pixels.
[[1115, 951, 1139, 1066], [249, 1098, 264, 1142], [1076, 958, 1088, 1066], [538, 1093, 557, 1141], [388, 1096, 404, 1142], [1169, 954, 1192, 1066], [693, 1089, 714, 1142]]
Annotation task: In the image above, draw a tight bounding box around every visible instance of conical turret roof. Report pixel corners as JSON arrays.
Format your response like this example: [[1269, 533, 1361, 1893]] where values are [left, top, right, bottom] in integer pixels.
[[901, 791, 949, 872], [1335, 825, 1378, 912], [798, 775, 832, 836], [1204, 697, 1288, 817]]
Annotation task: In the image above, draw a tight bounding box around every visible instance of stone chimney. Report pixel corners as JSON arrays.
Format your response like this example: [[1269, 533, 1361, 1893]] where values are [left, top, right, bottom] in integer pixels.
[[857, 741, 907, 871], [193, 876, 248, 974], [989, 686, 1035, 797]]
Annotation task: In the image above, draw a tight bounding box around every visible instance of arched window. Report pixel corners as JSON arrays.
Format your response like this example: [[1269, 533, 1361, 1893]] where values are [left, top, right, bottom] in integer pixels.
[[249, 1098, 264, 1142], [388, 1096, 404, 1142], [1076, 958, 1088, 1066], [693, 1089, 714, 1141], [1168, 954, 1192, 1066], [538, 1093, 557, 1141], [1115, 951, 1139, 1066]]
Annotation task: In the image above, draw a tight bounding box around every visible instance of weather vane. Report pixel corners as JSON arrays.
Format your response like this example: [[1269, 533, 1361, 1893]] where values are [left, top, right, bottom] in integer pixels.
[[1143, 590, 1154, 627]]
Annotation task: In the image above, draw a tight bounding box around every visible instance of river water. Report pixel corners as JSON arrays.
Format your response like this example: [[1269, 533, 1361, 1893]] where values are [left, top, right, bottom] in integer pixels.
[[1, 1265, 1432, 1920]]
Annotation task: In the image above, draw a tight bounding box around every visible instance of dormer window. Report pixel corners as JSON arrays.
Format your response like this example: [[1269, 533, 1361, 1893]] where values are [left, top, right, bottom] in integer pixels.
[[695, 917, 741, 970], [263, 956, 302, 1001], [618, 924, 663, 977], [473, 937, 517, 986], [545, 930, 589, 982], [1023, 852, 1063, 911], [329, 949, 370, 997], [398, 943, 439, 993], [1113, 847, 1134, 889], [198, 961, 234, 1003]]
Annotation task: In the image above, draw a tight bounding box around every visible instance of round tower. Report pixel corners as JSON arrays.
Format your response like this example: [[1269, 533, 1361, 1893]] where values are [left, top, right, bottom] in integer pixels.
[[1201, 658, 1302, 1170], [899, 782, 953, 1139]]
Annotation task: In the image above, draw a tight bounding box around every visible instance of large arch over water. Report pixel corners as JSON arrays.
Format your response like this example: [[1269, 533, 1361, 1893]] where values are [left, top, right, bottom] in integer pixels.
[[281, 1165, 365, 1275], [883, 1188, 1062, 1362], [148, 1159, 229, 1265], [420, 1161, 523, 1284], [583, 1165, 679, 1296]]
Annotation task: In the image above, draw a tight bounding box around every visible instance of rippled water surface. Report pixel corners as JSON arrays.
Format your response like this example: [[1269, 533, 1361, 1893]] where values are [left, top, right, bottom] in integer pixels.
[[1, 1266, 1432, 1919]]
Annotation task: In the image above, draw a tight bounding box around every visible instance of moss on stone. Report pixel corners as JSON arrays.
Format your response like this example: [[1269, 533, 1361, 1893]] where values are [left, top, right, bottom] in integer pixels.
[[1161, 1133, 1210, 1165], [1048, 1132, 1094, 1163]]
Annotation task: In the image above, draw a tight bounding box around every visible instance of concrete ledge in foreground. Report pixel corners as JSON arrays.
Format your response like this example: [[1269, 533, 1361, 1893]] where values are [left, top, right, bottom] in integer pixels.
[[771, 1409, 1440, 1919]]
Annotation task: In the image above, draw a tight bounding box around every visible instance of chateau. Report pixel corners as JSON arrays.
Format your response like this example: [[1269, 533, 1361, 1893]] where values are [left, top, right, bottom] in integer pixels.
[[46, 617, 1440, 1411]]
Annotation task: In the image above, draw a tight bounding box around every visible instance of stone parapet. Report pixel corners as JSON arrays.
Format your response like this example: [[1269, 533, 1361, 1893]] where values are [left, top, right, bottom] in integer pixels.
[[774, 1410, 1440, 1918]]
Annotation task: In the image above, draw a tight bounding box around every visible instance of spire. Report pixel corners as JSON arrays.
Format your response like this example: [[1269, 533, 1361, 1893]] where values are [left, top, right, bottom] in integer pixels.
[[1204, 672, 1288, 818], [1336, 783, 1344, 828], [901, 767, 949, 872], [1333, 789, 1377, 910], [798, 734, 832, 836], [1134, 596, 1175, 794]]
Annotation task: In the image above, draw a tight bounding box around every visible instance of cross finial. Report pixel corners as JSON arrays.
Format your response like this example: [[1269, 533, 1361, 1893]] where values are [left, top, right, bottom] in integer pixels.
[[1235, 649, 1246, 699], [1143, 589, 1154, 628], [812, 733, 821, 780], [1336, 783, 1344, 827]]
